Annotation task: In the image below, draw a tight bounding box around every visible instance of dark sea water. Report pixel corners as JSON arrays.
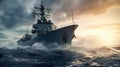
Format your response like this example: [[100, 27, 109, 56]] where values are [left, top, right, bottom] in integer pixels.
[[0, 45, 120, 67]]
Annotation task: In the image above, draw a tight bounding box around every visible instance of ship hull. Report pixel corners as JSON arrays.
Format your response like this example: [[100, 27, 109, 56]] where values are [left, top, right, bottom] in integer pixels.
[[17, 25, 78, 46]]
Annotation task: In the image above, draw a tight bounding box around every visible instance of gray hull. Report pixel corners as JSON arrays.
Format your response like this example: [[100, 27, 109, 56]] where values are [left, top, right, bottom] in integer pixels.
[[18, 25, 78, 46]]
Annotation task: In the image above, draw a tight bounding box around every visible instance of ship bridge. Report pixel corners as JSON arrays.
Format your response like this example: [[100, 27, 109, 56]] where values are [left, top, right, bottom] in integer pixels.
[[32, 20, 56, 34]]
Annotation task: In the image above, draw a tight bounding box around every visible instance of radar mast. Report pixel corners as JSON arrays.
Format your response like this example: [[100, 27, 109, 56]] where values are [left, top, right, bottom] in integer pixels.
[[32, 0, 50, 23]]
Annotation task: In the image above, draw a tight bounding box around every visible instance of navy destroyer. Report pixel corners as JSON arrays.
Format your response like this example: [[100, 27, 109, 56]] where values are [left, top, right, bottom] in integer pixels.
[[17, 2, 78, 46]]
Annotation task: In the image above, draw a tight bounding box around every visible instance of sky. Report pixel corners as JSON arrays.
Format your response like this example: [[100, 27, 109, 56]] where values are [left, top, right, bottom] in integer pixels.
[[0, 0, 120, 49]]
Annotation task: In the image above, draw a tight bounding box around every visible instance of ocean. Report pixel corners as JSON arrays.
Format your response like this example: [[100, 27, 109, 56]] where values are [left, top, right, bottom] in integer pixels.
[[0, 44, 120, 67]]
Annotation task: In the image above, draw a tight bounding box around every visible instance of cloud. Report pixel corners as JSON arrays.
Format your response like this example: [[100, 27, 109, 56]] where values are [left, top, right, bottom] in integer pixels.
[[0, 32, 7, 38], [0, 0, 119, 29], [49, 0, 120, 22], [86, 23, 120, 30], [12, 0, 116, 23], [0, 0, 36, 29], [0, 40, 17, 49]]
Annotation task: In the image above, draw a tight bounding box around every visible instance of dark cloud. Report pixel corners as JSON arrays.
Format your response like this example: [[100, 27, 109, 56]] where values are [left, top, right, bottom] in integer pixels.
[[21, 0, 119, 22], [0, 33, 7, 38], [0, 0, 4, 4], [0, 0, 36, 29], [0, 0, 119, 29]]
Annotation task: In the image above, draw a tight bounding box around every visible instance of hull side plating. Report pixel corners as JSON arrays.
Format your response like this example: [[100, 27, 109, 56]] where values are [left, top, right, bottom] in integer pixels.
[[18, 25, 78, 46]]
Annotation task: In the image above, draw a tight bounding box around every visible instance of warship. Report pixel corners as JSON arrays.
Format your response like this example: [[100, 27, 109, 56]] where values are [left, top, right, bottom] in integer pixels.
[[17, 1, 78, 46]]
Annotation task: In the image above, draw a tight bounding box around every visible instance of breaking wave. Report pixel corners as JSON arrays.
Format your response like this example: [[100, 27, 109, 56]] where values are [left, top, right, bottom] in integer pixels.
[[0, 42, 120, 67]]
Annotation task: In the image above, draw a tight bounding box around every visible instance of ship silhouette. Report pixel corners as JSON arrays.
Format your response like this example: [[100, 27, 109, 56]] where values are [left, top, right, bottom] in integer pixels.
[[17, 1, 78, 46]]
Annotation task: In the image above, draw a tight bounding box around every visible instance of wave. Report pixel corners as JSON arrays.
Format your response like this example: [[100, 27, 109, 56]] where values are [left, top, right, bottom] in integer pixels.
[[0, 42, 120, 67]]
